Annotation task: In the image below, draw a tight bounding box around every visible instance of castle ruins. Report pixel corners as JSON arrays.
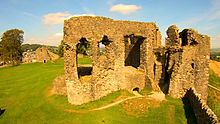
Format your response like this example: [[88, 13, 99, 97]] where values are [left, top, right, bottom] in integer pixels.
[[62, 16, 210, 105]]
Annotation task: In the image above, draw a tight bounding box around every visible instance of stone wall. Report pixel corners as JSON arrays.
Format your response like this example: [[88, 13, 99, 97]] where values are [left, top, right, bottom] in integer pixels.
[[161, 25, 210, 101], [184, 88, 219, 124], [36, 47, 59, 63], [36, 47, 51, 62], [62, 16, 210, 105], [23, 47, 59, 63], [63, 16, 160, 105]]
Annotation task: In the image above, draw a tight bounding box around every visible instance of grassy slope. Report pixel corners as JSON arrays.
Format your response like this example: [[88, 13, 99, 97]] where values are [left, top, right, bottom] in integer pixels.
[[0, 59, 187, 124], [208, 70, 220, 118]]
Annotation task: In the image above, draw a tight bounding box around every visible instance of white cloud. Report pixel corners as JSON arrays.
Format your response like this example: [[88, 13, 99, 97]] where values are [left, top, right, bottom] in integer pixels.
[[43, 12, 71, 25], [42, 12, 96, 25], [46, 33, 63, 45], [25, 33, 63, 46], [110, 4, 141, 14]]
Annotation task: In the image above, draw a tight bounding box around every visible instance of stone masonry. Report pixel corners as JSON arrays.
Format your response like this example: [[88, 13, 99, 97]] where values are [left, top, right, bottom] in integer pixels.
[[183, 88, 219, 124], [35, 47, 59, 63], [62, 16, 210, 105], [163, 26, 210, 101]]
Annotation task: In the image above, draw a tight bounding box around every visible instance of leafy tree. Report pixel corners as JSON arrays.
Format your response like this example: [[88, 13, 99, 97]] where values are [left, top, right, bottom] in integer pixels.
[[58, 40, 64, 57], [76, 38, 90, 55], [0, 29, 24, 65]]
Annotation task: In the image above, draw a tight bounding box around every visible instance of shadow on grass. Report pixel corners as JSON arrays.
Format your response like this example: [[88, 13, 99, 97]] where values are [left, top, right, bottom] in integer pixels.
[[182, 97, 197, 124], [0, 108, 5, 116]]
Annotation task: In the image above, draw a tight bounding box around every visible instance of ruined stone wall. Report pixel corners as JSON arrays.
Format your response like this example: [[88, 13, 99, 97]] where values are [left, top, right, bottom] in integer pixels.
[[35, 47, 59, 63], [184, 88, 219, 124], [64, 44, 78, 81], [63, 16, 160, 105], [36, 47, 51, 62], [48, 50, 59, 61], [63, 16, 210, 106], [152, 48, 166, 92], [165, 26, 210, 101]]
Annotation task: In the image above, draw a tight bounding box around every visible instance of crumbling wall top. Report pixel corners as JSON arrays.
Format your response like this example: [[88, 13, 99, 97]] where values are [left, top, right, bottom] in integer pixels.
[[64, 16, 159, 45]]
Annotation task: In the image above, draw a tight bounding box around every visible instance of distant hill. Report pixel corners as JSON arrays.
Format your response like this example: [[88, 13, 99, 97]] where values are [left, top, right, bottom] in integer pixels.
[[21, 44, 58, 54], [211, 48, 220, 55], [211, 48, 220, 62]]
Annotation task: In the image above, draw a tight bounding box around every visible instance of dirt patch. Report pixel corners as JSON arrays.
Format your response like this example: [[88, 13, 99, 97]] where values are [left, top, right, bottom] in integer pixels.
[[209, 60, 220, 77], [122, 97, 160, 117], [53, 75, 67, 96], [113, 90, 134, 102], [148, 91, 166, 101], [45, 85, 55, 97]]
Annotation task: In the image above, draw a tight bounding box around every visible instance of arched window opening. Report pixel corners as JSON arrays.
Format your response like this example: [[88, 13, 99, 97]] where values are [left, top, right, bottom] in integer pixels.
[[99, 42, 106, 55], [76, 38, 91, 55], [99, 35, 112, 55], [76, 37, 92, 78], [124, 34, 145, 68]]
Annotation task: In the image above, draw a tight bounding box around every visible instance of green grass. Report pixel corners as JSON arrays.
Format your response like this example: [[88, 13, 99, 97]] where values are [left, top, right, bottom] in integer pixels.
[[77, 56, 92, 65], [49, 90, 132, 110], [209, 70, 220, 89], [143, 96, 187, 124], [208, 70, 220, 119], [0, 59, 187, 124]]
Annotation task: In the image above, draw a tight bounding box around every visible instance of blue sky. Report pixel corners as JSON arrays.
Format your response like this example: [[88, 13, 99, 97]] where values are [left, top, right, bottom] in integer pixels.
[[0, 0, 220, 48]]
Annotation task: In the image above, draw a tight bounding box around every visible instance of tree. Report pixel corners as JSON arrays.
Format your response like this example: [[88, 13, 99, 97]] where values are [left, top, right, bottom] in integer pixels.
[[0, 29, 24, 65], [76, 38, 90, 55], [58, 40, 64, 57]]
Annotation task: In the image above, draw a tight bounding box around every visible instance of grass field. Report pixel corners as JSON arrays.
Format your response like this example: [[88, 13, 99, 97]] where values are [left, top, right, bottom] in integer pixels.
[[208, 70, 220, 118], [0, 59, 188, 124]]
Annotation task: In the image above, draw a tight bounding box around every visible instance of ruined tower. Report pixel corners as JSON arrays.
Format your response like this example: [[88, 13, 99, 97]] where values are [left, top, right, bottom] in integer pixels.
[[164, 25, 210, 100]]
